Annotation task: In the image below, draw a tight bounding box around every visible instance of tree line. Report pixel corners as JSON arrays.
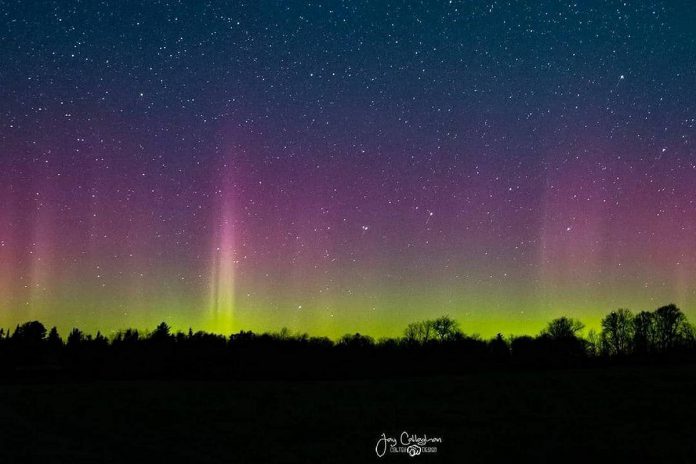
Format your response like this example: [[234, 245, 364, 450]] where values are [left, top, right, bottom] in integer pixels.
[[0, 304, 695, 380]]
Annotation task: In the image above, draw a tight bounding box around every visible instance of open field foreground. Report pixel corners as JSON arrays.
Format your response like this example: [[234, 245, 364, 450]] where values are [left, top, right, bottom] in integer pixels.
[[1, 365, 696, 463]]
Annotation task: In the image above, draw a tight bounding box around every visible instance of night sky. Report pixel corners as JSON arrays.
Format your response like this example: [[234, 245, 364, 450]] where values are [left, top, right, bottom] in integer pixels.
[[1, 1, 695, 337]]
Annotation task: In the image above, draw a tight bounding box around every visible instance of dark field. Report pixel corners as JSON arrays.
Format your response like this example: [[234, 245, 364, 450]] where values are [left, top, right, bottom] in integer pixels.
[[2, 366, 696, 463]]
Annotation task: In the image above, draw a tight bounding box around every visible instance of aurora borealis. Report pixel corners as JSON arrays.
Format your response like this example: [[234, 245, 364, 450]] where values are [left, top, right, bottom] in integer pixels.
[[1, 1, 695, 338]]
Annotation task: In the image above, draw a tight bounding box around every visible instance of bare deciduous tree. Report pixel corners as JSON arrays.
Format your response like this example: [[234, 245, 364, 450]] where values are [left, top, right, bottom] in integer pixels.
[[542, 317, 584, 339], [601, 308, 634, 355]]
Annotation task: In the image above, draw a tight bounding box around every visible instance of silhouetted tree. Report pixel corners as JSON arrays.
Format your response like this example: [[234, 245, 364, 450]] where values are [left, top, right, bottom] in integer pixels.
[[682, 324, 696, 350], [535, 317, 588, 363], [432, 316, 461, 341], [46, 327, 63, 350], [542, 317, 584, 339], [12, 321, 47, 344], [94, 331, 109, 347], [123, 329, 140, 343], [151, 322, 171, 340], [404, 320, 434, 344], [8, 321, 48, 364], [601, 309, 634, 356], [633, 311, 657, 354], [653, 304, 687, 352], [276, 327, 291, 340], [67, 328, 84, 348], [586, 329, 600, 357]]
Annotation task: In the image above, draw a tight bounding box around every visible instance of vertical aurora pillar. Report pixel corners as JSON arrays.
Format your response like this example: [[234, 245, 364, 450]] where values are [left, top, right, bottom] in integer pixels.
[[209, 188, 237, 334]]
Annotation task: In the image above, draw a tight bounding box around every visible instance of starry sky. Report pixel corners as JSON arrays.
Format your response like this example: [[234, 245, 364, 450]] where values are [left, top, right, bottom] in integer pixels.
[[1, 1, 695, 337]]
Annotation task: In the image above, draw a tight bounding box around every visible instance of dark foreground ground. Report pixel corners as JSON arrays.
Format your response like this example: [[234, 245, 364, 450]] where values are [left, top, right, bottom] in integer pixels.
[[1, 365, 696, 463]]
